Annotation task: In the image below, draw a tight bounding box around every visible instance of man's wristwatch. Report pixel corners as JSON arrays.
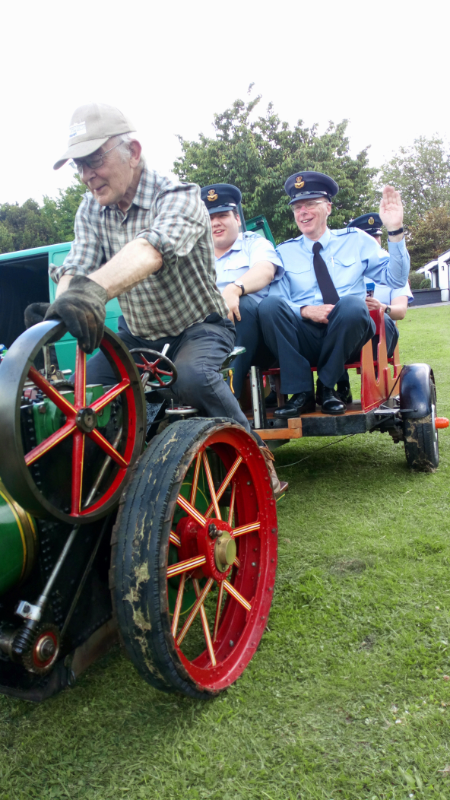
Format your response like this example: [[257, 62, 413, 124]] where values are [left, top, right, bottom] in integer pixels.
[[385, 305, 392, 316], [234, 281, 245, 296], [387, 227, 404, 236]]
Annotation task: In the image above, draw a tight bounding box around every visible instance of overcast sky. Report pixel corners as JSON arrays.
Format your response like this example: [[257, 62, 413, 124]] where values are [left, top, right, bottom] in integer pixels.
[[2, 0, 448, 206]]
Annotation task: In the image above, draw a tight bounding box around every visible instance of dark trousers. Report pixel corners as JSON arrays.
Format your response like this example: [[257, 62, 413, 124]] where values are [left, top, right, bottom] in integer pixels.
[[85, 315, 257, 439], [258, 295, 375, 394], [228, 295, 275, 399]]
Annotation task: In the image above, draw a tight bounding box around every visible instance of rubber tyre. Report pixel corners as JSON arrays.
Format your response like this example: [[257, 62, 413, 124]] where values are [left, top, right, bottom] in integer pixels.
[[110, 417, 277, 698], [403, 379, 439, 471]]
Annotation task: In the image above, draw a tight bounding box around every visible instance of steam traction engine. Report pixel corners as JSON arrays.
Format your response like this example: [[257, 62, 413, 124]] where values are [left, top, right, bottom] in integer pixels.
[[0, 321, 277, 701]]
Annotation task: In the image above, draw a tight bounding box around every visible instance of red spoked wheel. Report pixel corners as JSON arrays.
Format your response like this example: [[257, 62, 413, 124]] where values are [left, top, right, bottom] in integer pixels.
[[111, 418, 278, 697], [129, 348, 177, 389], [0, 321, 146, 524]]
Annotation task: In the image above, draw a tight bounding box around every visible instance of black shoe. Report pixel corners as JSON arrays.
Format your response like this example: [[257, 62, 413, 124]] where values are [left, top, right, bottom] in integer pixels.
[[321, 387, 346, 415], [265, 390, 278, 408], [335, 381, 353, 404], [273, 391, 316, 419]]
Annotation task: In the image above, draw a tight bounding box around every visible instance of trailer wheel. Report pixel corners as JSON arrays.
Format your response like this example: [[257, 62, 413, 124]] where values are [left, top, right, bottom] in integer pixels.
[[111, 418, 278, 698], [403, 377, 439, 471]]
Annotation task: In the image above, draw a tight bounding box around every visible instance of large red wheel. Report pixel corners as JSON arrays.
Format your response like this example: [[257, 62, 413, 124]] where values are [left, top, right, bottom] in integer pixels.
[[0, 321, 146, 524], [111, 418, 278, 697]]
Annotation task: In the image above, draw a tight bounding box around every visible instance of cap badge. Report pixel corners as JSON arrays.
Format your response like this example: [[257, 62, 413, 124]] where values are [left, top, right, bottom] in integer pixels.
[[295, 176, 305, 189], [368, 217, 375, 226], [207, 189, 218, 202]]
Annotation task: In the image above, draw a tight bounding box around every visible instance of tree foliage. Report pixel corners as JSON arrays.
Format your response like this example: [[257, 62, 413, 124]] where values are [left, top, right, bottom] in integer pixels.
[[407, 205, 450, 270], [379, 136, 450, 228], [0, 177, 86, 254], [174, 93, 377, 243]]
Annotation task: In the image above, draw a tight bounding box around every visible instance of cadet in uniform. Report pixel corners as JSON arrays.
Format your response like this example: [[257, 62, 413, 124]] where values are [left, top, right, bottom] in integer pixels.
[[348, 212, 413, 359], [258, 172, 410, 417], [201, 183, 283, 399]]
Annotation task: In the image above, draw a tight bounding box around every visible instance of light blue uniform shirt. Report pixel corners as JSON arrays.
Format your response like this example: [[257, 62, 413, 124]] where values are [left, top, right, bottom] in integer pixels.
[[366, 279, 413, 305], [270, 227, 410, 317], [215, 232, 284, 305]]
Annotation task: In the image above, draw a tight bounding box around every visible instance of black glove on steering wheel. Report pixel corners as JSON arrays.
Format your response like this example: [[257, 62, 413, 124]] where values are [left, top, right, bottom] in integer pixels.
[[25, 275, 109, 354]]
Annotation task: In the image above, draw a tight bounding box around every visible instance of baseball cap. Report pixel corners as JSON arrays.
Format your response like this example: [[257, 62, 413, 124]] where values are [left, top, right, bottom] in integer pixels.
[[53, 103, 135, 170]]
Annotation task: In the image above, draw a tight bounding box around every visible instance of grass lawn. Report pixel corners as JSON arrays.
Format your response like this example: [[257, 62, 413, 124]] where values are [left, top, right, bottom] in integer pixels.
[[1, 306, 450, 800]]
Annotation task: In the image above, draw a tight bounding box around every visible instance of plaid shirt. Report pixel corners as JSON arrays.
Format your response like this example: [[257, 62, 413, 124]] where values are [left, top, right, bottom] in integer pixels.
[[49, 167, 229, 338]]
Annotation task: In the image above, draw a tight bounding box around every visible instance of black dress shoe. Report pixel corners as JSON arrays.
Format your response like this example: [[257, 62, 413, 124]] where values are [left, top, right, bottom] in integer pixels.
[[273, 391, 316, 419], [335, 380, 353, 404], [321, 387, 346, 415]]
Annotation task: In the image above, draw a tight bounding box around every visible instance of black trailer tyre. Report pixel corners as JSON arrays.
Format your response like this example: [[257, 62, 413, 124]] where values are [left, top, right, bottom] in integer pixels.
[[110, 417, 278, 698], [403, 378, 439, 471]]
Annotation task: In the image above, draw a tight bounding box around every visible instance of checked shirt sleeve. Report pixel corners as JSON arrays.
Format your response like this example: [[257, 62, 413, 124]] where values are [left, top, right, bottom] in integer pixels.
[[136, 180, 207, 266], [49, 195, 105, 284]]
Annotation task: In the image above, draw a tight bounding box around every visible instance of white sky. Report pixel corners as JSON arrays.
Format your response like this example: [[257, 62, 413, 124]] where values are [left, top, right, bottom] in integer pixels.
[[2, 0, 449, 206]]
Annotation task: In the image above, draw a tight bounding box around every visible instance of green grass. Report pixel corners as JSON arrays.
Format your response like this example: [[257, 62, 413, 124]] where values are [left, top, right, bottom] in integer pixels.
[[1, 307, 450, 800]]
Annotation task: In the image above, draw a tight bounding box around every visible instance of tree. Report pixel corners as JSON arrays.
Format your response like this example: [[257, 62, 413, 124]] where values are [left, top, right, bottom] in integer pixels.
[[407, 205, 450, 270], [379, 136, 450, 228], [42, 177, 87, 243], [174, 93, 377, 243], [0, 199, 56, 252], [0, 177, 86, 254]]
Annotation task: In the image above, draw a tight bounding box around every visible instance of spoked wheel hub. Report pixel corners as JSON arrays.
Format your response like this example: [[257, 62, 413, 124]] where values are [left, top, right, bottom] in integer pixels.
[[174, 516, 236, 583]]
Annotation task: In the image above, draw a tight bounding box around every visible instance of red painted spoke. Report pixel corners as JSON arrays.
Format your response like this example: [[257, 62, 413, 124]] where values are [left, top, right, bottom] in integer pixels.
[[87, 428, 128, 467], [176, 495, 206, 527], [171, 573, 186, 638], [205, 456, 243, 518], [213, 581, 225, 642], [71, 429, 85, 515], [167, 554, 206, 578], [232, 521, 260, 538], [24, 419, 77, 466], [190, 453, 202, 506], [202, 451, 221, 520], [228, 482, 236, 527], [91, 379, 130, 413], [177, 578, 214, 646], [169, 530, 181, 547], [193, 578, 216, 666], [74, 347, 86, 410], [27, 366, 76, 418], [233, 556, 241, 568], [223, 580, 252, 612]]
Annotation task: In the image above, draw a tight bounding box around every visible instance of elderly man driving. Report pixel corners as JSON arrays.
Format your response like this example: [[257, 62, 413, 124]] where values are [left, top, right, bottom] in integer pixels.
[[25, 102, 286, 495]]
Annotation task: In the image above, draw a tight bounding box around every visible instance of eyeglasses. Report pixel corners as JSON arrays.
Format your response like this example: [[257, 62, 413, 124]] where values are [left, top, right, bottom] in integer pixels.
[[69, 140, 123, 174], [293, 199, 328, 211]]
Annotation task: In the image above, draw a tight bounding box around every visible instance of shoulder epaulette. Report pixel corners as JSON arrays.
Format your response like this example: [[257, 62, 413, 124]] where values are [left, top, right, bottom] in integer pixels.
[[278, 235, 303, 247], [334, 227, 356, 237]]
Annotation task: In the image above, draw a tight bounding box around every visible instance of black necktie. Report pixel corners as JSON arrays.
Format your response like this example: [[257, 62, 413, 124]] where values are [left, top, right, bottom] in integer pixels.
[[312, 242, 340, 304]]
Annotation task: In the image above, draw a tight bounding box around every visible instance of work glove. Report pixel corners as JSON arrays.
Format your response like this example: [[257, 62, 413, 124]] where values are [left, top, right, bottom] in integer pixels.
[[25, 275, 108, 354], [24, 302, 50, 328]]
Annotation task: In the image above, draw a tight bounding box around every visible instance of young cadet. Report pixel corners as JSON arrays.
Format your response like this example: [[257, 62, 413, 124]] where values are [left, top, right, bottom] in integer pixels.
[[324, 212, 413, 405], [258, 172, 410, 418], [201, 184, 283, 399], [349, 212, 412, 357]]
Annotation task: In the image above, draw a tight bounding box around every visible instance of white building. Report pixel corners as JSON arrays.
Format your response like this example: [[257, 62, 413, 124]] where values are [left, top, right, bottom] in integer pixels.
[[418, 250, 450, 302]]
